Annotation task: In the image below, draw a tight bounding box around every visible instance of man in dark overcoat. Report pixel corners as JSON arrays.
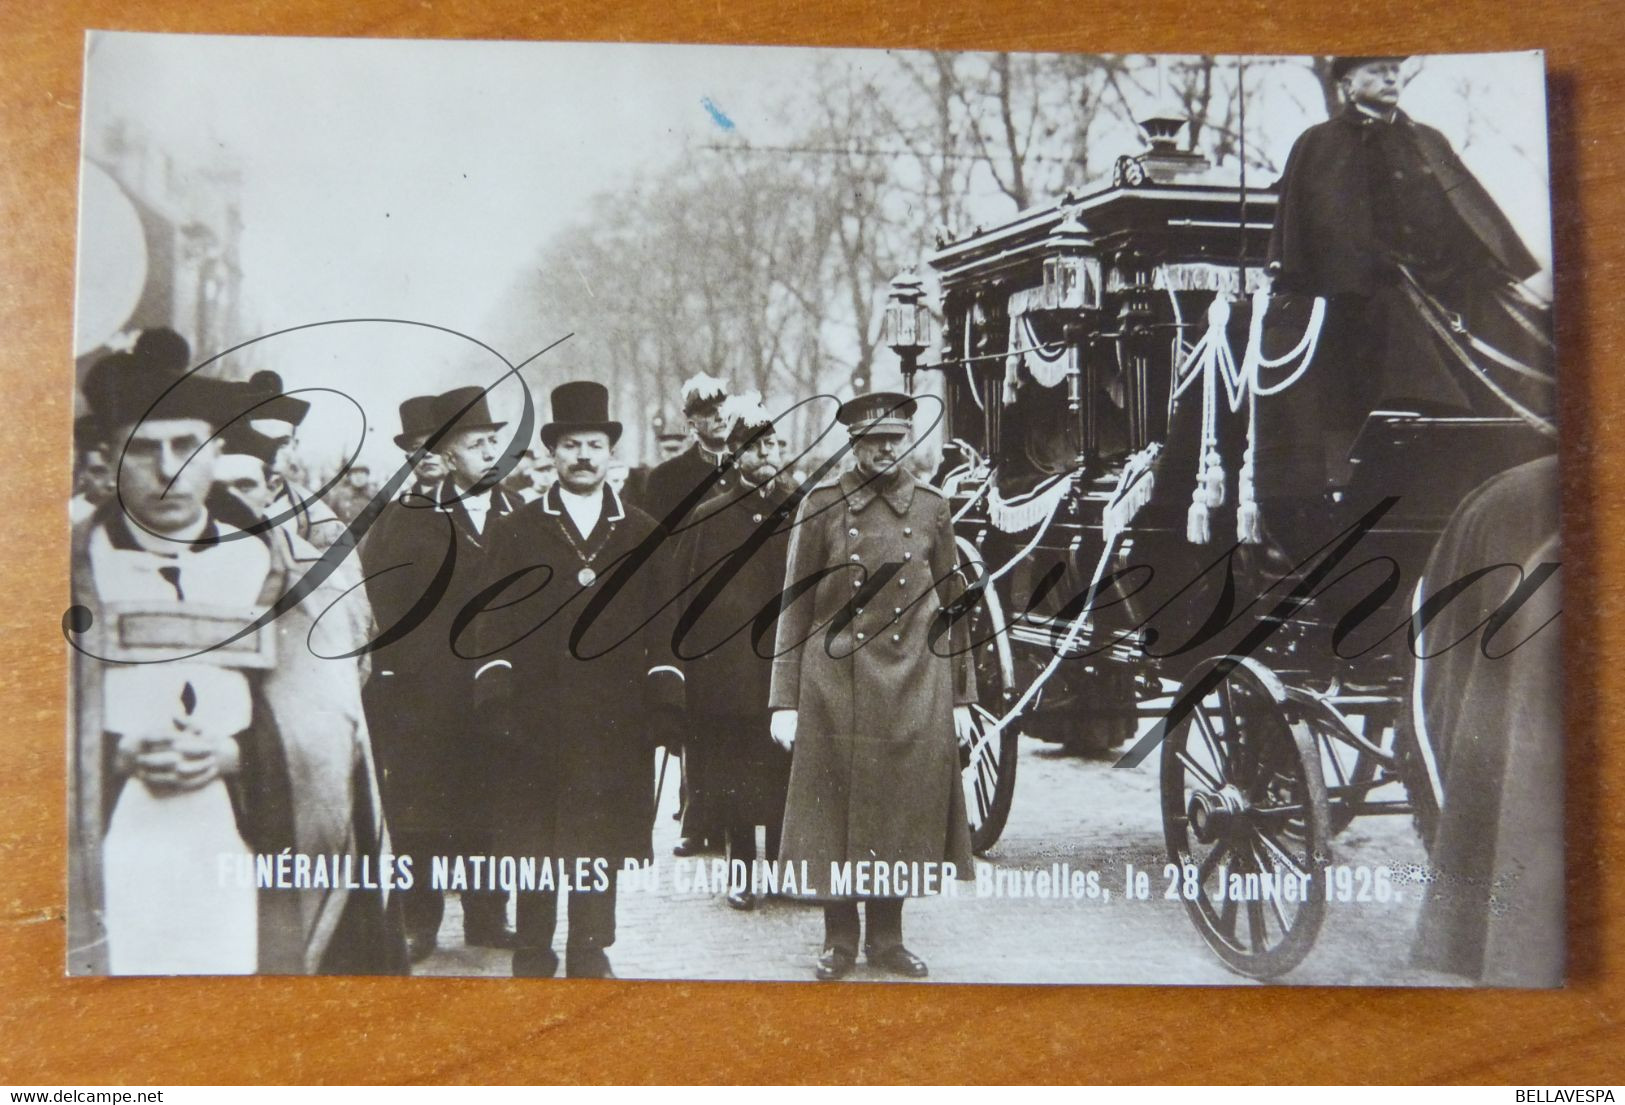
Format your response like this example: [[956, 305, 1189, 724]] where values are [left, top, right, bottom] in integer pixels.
[[360, 386, 521, 962], [769, 392, 978, 980], [672, 394, 794, 911], [1261, 55, 1553, 503], [639, 372, 736, 856], [474, 381, 684, 979]]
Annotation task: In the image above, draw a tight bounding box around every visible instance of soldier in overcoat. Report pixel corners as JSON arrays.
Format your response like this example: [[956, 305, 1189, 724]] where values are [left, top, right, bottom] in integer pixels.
[[474, 381, 685, 979], [769, 392, 978, 980], [672, 394, 794, 911], [359, 386, 521, 962]]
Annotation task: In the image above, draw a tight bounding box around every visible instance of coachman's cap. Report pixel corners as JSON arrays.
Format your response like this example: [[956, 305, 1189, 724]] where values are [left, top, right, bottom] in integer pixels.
[[80, 327, 240, 434], [428, 386, 507, 444], [837, 390, 916, 438], [1331, 55, 1408, 81], [542, 381, 622, 449], [394, 394, 442, 450]]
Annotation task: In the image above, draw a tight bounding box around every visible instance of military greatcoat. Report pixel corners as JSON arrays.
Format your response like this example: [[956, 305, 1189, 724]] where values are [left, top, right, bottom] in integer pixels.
[[769, 468, 976, 898]]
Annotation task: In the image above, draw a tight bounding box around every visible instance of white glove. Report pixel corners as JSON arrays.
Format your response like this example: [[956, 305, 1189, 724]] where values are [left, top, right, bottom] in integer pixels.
[[953, 706, 977, 749], [770, 709, 798, 751]]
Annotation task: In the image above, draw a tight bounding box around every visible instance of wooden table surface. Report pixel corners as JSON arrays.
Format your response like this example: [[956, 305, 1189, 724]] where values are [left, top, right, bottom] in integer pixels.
[[2, 0, 1621, 1086]]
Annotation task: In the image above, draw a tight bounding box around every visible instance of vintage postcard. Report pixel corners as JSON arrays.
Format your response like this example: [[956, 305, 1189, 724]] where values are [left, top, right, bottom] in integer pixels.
[[68, 34, 1561, 985]]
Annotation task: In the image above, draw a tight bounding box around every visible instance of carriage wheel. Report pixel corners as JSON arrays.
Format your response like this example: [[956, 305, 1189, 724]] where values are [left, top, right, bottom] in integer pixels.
[[957, 538, 1018, 855], [1161, 656, 1332, 980]]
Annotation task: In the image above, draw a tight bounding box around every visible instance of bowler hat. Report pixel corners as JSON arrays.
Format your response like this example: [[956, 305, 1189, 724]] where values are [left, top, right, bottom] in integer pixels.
[[393, 394, 442, 450], [81, 327, 239, 434], [245, 370, 311, 426], [1331, 55, 1408, 82], [427, 386, 507, 445], [837, 390, 916, 438], [541, 381, 622, 449]]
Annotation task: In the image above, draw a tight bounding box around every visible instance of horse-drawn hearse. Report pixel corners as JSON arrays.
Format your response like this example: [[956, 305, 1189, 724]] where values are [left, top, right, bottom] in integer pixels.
[[883, 120, 1556, 978]]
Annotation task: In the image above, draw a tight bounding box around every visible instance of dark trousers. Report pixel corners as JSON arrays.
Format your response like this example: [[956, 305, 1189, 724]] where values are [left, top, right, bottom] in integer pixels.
[[824, 898, 905, 956], [394, 831, 508, 943], [726, 822, 781, 867], [514, 870, 619, 974]]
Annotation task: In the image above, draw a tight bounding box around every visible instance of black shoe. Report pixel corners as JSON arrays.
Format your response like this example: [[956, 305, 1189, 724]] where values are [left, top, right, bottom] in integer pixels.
[[463, 920, 518, 949], [406, 931, 438, 965], [867, 944, 929, 978], [565, 948, 616, 979], [512, 947, 560, 978], [672, 837, 703, 857], [815, 946, 856, 981], [726, 888, 756, 911]]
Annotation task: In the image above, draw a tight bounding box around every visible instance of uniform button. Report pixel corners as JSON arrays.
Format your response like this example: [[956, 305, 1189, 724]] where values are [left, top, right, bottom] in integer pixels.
[[852, 579, 863, 589], [752, 513, 763, 523], [903, 551, 913, 561], [903, 527, 912, 536], [848, 527, 859, 537], [893, 607, 902, 616], [892, 634, 901, 643], [856, 632, 866, 641], [855, 607, 865, 615], [897, 577, 907, 587], [849, 553, 861, 563]]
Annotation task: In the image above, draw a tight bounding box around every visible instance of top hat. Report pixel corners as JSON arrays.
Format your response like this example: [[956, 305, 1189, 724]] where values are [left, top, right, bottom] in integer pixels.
[[245, 370, 311, 426], [81, 327, 240, 434], [541, 381, 622, 450], [426, 386, 507, 447], [1331, 55, 1408, 82], [837, 391, 916, 438], [393, 394, 442, 451]]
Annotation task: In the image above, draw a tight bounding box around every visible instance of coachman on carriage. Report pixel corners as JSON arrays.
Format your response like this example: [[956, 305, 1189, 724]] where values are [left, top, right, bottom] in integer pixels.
[[884, 96, 1560, 980]]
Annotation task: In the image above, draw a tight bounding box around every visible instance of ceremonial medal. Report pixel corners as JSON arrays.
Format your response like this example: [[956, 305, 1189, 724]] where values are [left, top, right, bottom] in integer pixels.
[[577, 566, 597, 587]]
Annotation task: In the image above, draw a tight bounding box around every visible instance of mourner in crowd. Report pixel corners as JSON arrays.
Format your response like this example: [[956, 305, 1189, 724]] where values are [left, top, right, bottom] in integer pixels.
[[474, 381, 685, 979], [70, 328, 400, 976], [327, 462, 375, 524], [654, 430, 686, 463], [502, 448, 548, 503], [246, 370, 349, 552], [641, 372, 737, 858], [1262, 54, 1554, 509], [359, 386, 522, 963], [672, 393, 794, 911], [211, 430, 279, 522], [392, 393, 450, 502], [71, 415, 116, 524], [769, 391, 978, 980]]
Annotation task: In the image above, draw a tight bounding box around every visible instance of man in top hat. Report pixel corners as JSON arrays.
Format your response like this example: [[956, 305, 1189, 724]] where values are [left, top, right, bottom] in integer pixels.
[[393, 394, 450, 502], [639, 372, 734, 856], [244, 370, 349, 552], [1261, 55, 1553, 506], [474, 381, 684, 979], [359, 385, 522, 963], [69, 328, 399, 976], [671, 393, 795, 911], [769, 391, 978, 980]]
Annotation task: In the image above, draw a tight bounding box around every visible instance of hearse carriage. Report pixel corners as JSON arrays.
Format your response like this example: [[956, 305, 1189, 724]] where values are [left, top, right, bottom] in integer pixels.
[[885, 119, 1554, 978]]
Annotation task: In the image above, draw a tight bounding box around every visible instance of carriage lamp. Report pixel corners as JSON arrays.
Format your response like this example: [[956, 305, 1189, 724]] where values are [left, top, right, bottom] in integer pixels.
[[1040, 207, 1101, 313], [885, 268, 930, 392]]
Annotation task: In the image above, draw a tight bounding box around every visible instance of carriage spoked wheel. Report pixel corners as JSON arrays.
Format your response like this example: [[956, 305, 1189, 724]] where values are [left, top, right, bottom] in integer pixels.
[[956, 537, 1018, 856], [1160, 655, 1332, 980]]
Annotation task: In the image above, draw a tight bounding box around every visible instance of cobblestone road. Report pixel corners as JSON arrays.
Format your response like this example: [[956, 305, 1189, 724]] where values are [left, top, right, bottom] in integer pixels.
[[417, 722, 1458, 987]]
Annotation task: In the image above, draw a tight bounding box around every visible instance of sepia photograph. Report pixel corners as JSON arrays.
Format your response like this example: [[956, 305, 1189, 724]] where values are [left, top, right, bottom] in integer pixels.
[[67, 33, 1561, 988]]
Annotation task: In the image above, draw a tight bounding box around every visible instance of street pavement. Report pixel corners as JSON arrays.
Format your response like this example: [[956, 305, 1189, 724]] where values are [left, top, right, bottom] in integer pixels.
[[416, 727, 1457, 987]]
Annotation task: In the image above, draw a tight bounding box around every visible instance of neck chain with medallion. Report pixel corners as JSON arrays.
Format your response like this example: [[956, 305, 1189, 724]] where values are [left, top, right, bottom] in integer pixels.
[[557, 511, 615, 587]]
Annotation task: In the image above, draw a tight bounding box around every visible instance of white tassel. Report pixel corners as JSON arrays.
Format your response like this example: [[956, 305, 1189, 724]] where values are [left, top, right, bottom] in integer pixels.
[[1202, 448, 1226, 508], [1187, 487, 1212, 544]]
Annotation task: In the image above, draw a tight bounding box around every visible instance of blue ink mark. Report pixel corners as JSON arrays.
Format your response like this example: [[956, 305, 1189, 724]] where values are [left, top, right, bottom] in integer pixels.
[[701, 96, 735, 132]]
